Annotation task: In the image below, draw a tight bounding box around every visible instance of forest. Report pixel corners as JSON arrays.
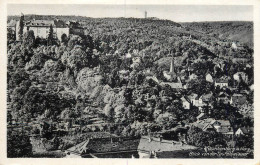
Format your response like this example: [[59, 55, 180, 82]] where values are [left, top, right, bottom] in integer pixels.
[[7, 15, 254, 158]]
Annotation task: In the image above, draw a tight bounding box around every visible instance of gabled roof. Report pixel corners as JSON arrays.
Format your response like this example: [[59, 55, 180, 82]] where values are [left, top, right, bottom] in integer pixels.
[[67, 137, 140, 156], [25, 20, 55, 26], [232, 93, 244, 97], [138, 136, 197, 152], [66, 139, 90, 155], [200, 93, 213, 102], [24, 19, 68, 28], [234, 72, 247, 76], [216, 127, 233, 134], [192, 118, 216, 129], [215, 76, 229, 83], [196, 113, 205, 120], [181, 96, 190, 103], [237, 127, 253, 134], [204, 118, 216, 124], [188, 93, 199, 100], [160, 82, 183, 89], [86, 137, 140, 154], [213, 120, 231, 126], [202, 123, 214, 131], [218, 92, 229, 97]]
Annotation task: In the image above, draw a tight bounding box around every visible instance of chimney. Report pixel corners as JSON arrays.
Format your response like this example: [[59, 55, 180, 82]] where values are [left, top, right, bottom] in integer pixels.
[[111, 138, 113, 143]]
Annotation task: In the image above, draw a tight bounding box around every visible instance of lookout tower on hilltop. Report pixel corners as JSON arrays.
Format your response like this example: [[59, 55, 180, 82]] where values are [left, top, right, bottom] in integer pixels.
[[145, 11, 147, 18]]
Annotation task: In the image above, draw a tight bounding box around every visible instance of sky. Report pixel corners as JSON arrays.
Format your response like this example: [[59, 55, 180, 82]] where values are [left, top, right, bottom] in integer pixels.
[[7, 4, 253, 22]]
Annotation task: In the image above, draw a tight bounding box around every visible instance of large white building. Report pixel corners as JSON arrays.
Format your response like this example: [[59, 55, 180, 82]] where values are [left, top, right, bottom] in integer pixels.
[[9, 14, 84, 41]]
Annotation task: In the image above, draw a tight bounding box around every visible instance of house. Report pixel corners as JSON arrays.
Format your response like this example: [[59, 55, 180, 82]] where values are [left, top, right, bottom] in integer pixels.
[[196, 113, 206, 120], [235, 127, 253, 136], [7, 19, 17, 38], [233, 72, 248, 84], [65, 137, 140, 158], [160, 81, 183, 89], [217, 92, 230, 104], [199, 93, 213, 103], [7, 19, 17, 30], [192, 118, 216, 132], [231, 42, 238, 50], [181, 97, 190, 109], [137, 136, 197, 158], [192, 118, 233, 135], [232, 58, 249, 64], [65, 139, 90, 158], [187, 93, 199, 106], [189, 73, 198, 80], [188, 93, 206, 108], [205, 73, 214, 83], [230, 93, 247, 105], [211, 120, 233, 135], [14, 14, 84, 41], [215, 76, 229, 88]]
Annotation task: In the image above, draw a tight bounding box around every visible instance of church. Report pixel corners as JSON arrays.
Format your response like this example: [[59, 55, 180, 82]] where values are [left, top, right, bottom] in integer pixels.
[[163, 57, 178, 81]]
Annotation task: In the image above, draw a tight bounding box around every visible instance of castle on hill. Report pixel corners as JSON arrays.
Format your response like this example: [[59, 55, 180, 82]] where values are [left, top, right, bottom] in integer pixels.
[[7, 13, 84, 41]]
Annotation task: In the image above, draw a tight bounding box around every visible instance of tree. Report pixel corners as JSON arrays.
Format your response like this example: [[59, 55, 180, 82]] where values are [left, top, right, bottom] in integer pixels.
[[7, 28, 15, 42], [104, 104, 114, 119], [47, 24, 54, 46], [17, 13, 24, 41], [25, 52, 49, 70], [7, 131, 32, 157], [23, 30, 35, 48], [67, 48, 90, 71], [187, 126, 226, 148], [8, 68, 29, 89], [61, 33, 68, 44]]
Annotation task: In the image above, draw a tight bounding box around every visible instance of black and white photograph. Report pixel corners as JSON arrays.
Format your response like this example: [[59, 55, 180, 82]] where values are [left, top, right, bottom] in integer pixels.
[[1, 0, 258, 162]]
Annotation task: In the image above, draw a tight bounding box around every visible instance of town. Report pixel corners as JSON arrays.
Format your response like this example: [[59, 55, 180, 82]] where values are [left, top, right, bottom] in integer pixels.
[[7, 13, 254, 158]]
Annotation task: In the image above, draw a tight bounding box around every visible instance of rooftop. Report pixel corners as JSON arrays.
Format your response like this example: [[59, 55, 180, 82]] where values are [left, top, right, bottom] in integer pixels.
[[24, 19, 71, 28], [160, 82, 183, 89], [215, 76, 229, 83], [138, 136, 197, 152]]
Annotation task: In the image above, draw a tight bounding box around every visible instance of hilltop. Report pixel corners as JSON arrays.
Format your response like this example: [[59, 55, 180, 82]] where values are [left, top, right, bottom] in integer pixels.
[[181, 21, 253, 48]]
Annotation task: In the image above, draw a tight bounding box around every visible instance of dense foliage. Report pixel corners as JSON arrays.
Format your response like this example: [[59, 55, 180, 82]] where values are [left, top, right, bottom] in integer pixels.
[[7, 16, 254, 157]]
